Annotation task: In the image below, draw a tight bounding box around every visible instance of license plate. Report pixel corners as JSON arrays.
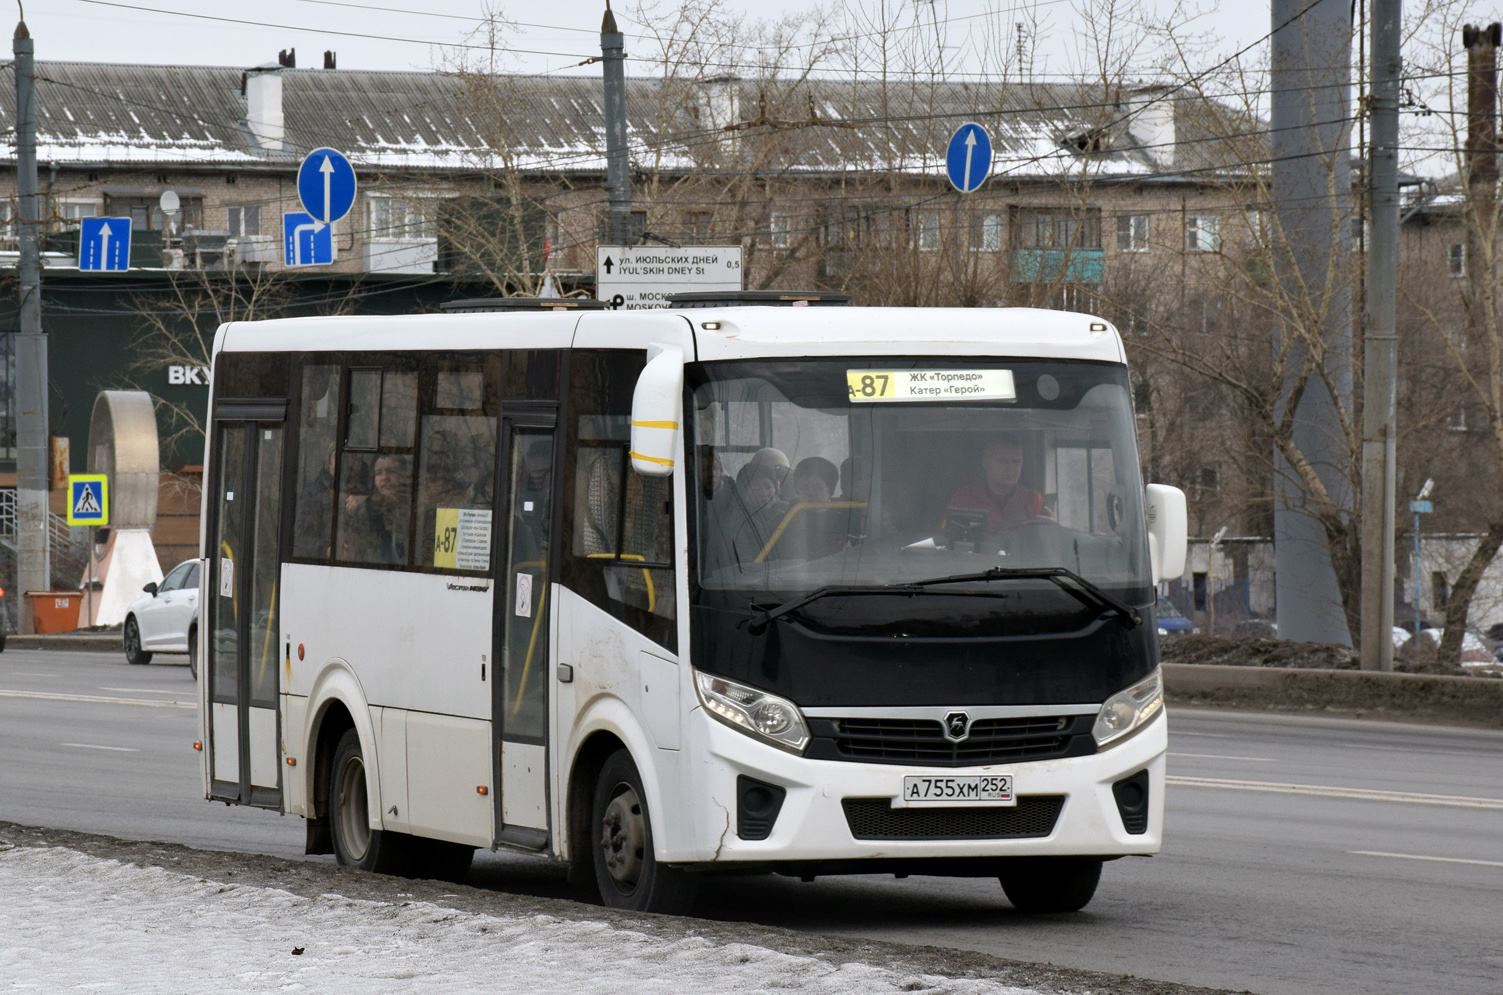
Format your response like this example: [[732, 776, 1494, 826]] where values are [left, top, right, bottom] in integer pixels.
[[896, 775, 1015, 807]]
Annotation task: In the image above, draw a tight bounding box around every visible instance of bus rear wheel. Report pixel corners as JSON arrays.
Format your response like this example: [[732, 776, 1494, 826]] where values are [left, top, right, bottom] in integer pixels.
[[329, 728, 412, 875], [591, 749, 696, 915], [999, 857, 1102, 913]]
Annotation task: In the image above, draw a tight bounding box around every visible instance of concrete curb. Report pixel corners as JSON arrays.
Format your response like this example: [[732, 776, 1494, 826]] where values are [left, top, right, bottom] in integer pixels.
[[4, 634, 121, 653], [1164, 662, 1503, 729]]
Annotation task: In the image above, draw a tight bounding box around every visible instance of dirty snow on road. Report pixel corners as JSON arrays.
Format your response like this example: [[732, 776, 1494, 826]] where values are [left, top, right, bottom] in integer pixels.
[[0, 844, 1041, 994]]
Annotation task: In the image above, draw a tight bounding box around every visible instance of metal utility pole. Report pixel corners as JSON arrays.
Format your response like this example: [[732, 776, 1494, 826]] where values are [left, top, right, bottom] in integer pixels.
[[1359, 0, 1403, 671], [1270, 0, 1356, 646], [13, 20, 50, 633], [601, 2, 632, 246]]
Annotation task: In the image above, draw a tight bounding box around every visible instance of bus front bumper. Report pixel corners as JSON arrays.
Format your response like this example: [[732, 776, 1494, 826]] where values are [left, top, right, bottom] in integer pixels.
[[674, 705, 1166, 865]]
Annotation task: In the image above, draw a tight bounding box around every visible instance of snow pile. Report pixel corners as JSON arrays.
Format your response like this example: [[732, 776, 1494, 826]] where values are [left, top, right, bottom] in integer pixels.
[[0, 844, 1041, 994]]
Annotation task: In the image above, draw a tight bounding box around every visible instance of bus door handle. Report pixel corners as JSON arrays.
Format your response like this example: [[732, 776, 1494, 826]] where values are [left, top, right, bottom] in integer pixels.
[[557, 664, 574, 683]]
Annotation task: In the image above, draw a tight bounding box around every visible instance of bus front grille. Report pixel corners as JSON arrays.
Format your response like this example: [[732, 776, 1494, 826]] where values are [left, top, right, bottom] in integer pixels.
[[816, 715, 1093, 766], [841, 796, 1065, 840]]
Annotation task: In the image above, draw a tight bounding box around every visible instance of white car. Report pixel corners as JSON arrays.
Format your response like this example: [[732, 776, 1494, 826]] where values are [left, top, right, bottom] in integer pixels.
[[123, 559, 201, 676]]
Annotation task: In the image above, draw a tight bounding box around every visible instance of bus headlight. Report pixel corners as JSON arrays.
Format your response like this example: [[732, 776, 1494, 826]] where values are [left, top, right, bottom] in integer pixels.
[[694, 671, 810, 754], [1092, 668, 1163, 748]]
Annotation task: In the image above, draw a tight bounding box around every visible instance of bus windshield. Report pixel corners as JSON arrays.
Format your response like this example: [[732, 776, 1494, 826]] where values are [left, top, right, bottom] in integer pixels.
[[690, 358, 1152, 623]]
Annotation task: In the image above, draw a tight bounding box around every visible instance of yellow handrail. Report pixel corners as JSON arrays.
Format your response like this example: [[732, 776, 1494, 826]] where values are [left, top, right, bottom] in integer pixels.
[[585, 552, 656, 613], [754, 502, 868, 563]]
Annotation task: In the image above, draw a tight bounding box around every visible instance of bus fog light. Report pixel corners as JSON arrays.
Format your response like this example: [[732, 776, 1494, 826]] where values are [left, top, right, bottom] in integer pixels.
[[695, 671, 810, 753], [1092, 668, 1163, 747]]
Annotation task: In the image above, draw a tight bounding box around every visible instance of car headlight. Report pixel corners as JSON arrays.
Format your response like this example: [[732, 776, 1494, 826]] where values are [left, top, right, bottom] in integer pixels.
[[1092, 667, 1163, 748], [694, 671, 810, 753]]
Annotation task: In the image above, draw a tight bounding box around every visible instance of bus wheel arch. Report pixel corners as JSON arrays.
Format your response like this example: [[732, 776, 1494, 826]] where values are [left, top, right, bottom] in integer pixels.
[[566, 731, 626, 889], [307, 698, 357, 854]]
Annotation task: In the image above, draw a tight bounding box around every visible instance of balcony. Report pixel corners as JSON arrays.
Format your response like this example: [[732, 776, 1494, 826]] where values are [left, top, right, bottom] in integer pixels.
[[1009, 248, 1105, 284], [364, 238, 436, 274]]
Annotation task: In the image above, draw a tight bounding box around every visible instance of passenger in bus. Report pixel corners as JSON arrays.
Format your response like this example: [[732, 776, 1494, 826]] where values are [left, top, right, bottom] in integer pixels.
[[945, 437, 1049, 536], [771, 457, 846, 561], [294, 443, 338, 557], [340, 453, 413, 564]]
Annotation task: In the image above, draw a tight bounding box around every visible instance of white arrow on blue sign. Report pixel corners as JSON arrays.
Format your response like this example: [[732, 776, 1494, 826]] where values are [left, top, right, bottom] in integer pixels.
[[283, 212, 334, 266], [945, 122, 993, 194], [297, 147, 358, 225], [78, 216, 132, 271]]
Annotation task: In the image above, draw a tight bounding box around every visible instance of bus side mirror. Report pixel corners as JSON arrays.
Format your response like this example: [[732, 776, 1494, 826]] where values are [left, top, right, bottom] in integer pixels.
[[1145, 484, 1187, 586], [629, 343, 684, 478]]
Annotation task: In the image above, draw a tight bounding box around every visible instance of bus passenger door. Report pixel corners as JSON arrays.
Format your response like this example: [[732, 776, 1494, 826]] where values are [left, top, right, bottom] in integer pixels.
[[207, 416, 285, 809], [492, 414, 555, 845]]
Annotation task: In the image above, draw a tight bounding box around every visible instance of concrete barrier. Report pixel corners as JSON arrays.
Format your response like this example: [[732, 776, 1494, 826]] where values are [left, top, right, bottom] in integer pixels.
[[1164, 662, 1503, 729]]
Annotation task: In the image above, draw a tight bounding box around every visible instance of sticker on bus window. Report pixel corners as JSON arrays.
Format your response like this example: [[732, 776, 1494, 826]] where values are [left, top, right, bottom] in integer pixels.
[[515, 573, 533, 618], [219, 558, 234, 597], [433, 508, 493, 571], [846, 369, 1016, 402]]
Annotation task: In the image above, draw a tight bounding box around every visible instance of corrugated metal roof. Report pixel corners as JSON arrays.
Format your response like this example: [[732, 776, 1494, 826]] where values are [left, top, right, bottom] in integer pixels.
[[0, 61, 1253, 179]]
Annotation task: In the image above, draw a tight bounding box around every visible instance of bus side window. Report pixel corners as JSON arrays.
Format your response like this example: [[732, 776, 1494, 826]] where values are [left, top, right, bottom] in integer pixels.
[[562, 350, 677, 652], [292, 364, 342, 560]]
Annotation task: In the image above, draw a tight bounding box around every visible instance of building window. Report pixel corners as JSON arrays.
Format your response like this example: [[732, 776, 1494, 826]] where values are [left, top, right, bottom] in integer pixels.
[[369, 197, 437, 240], [1244, 207, 1269, 246], [629, 210, 647, 243], [1116, 214, 1149, 252], [972, 212, 1003, 251], [913, 210, 941, 251], [54, 200, 100, 227], [1013, 208, 1102, 249], [1192, 571, 1209, 610], [1448, 406, 1469, 432], [1192, 465, 1220, 501], [1186, 215, 1221, 252], [227, 205, 261, 238], [684, 211, 713, 240], [1449, 243, 1467, 277], [770, 212, 792, 249], [1432, 571, 1449, 610]]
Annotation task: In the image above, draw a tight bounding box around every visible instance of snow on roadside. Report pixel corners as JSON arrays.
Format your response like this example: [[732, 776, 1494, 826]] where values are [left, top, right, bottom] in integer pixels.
[[0, 844, 1043, 994]]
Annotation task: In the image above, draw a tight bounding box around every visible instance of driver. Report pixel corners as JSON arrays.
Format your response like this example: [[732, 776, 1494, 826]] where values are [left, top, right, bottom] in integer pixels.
[[945, 437, 1047, 535]]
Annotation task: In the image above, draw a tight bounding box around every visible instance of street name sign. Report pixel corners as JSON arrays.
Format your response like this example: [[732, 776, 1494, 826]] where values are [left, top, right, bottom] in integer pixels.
[[297, 147, 357, 225], [596, 245, 743, 310], [78, 217, 132, 271], [284, 212, 334, 266], [67, 474, 109, 526], [945, 122, 993, 194]]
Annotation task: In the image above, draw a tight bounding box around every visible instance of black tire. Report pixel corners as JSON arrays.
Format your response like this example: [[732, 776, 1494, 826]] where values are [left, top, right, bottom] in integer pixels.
[[0, 628, 7, 653], [999, 857, 1103, 913], [187, 626, 198, 680], [591, 748, 697, 915], [123, 617, 152, 666], [328, 728, 413, 874]]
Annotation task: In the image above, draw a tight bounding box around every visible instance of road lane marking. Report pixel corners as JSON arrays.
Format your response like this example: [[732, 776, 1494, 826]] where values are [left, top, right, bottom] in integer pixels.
[[98, 687, 191, 696], [1350, 850, 1503, 869], [61, 743, 139, 752], [1343, 743, 1498, 760], [0, 689, 194, 710], [1169, 752, 1278, 762], [1167, 776, 1503, 810], [1170, 731, 1234, 739]]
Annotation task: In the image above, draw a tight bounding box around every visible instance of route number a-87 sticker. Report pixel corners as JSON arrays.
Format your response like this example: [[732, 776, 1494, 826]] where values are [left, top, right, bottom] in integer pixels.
[[847, 369, 1016, 403]]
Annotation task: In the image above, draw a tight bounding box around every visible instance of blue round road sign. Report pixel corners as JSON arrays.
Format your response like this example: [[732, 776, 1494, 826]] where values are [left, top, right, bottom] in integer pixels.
[[945, 123, 993, 193], [297, 148, 358, 224]]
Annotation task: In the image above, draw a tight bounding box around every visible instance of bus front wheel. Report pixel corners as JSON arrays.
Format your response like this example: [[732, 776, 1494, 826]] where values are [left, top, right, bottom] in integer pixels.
[[329, 728, 411, 875], [999, 857, 1102, 913], [591, 749, 697, 915]]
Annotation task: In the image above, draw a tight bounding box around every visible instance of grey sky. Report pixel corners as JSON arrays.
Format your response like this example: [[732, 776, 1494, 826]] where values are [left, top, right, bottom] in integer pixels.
[[32, 0, 1271, 79]]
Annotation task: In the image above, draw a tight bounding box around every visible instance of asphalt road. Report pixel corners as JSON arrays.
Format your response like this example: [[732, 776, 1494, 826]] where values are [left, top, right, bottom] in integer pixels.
[[2, 647, 1500, 995]]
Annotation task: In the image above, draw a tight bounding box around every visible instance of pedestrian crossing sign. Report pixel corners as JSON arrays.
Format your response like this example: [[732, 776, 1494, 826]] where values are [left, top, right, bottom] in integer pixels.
[[67, 474, 109, 526]]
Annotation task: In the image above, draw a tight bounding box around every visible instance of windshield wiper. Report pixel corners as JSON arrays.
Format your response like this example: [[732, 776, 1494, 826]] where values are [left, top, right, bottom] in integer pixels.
[[747, 565, 1141, 632]]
